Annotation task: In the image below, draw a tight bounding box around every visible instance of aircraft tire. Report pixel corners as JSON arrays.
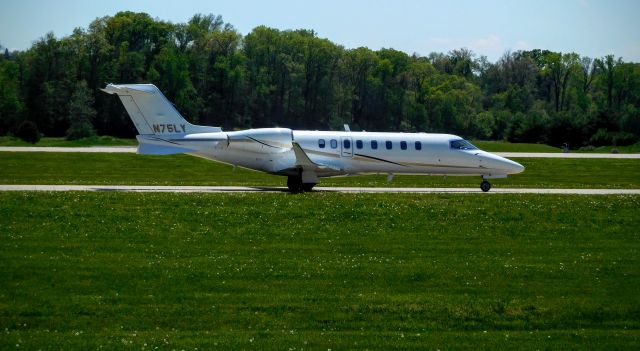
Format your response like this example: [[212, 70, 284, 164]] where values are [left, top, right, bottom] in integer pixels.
[[302, 183, 316, 192], [287, 175, 303, 193], [480, 180, 492, 192]]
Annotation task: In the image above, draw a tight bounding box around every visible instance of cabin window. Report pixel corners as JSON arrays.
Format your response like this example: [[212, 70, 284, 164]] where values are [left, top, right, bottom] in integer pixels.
[[386, 141, 392, 150], [415, 141, 422, 150], [343, 139, 351, 149], [371, 140, 378, 149], [400, 141, 407, 150], [356, 140, 363, 149], [318, 139, 326, 148], [330, 139, 338, 149], [449, 139, 478, 150]]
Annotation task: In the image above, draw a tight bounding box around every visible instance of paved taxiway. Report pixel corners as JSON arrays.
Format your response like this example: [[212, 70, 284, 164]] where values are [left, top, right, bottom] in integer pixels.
[[1, 184, 639, 194], [1, 146, 639, 158], [0, 146, 137, 153]]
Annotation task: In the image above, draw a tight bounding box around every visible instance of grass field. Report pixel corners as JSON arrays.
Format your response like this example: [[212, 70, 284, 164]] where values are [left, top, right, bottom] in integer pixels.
[[472, 140, 640, 153], [1, 152, 639, 189], [472, 140, 561, 152], [0, 136, 137, 147], [1, 192, 639, 349], [575, 144, 640, 153]]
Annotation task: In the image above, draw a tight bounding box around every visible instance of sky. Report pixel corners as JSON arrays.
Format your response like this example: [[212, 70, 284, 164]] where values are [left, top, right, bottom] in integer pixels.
[[1, 0, 639, 62]]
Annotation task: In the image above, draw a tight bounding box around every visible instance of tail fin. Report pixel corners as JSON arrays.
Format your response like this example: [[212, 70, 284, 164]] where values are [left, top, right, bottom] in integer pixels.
[[101, 84, 221, 135]]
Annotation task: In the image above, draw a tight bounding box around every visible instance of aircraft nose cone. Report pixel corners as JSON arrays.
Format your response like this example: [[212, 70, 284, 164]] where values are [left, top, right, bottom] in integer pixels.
[[479, 152, 525, 174], [507, 160, 525, 174]]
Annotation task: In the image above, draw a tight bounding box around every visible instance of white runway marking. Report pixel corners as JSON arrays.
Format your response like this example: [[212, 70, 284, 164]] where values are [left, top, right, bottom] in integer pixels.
[[0, 147, 638, 158], [1, 185, 639, 195]]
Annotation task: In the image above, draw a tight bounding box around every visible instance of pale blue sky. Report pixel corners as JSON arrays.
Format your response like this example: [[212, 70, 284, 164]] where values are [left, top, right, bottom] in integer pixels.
[[1, 0, 639, 62]]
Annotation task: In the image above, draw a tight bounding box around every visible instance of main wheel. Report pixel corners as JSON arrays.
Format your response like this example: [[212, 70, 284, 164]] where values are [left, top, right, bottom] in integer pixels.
[[480, 180, 492, 192], [287, 175, 303, 192], [287, 176, 308, 193], [302, 183, 316, 192]]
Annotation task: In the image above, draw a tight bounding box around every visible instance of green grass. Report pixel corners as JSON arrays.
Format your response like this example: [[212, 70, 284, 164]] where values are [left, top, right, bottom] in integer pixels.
[[1, 152, 639, 188], [575, 143, 640, 154], [0, 136, 137, 147], [473, 140, 640, 153], [472, 140, 561, 153], [1, 192, 638, 349]]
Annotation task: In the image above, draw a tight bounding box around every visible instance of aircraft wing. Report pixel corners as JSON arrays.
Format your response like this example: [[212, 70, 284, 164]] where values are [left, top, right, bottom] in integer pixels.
[[289, 142, 342, 173], [292, 142, 319, 167]]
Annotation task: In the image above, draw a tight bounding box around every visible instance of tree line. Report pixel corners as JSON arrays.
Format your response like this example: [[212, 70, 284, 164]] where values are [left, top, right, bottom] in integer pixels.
[[1, 11, 639, 147]]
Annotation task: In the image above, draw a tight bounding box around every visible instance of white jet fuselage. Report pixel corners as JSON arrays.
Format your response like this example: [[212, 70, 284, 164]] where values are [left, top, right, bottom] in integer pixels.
[[142, 128, 524, 178], [103, 83, 524, 191]]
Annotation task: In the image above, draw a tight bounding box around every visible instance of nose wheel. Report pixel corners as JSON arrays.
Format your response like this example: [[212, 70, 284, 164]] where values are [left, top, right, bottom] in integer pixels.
[[480, 180, 492, 192]]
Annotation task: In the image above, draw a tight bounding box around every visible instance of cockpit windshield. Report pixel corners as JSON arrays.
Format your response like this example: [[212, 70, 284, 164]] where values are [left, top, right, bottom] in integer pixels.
[[449, 139, 478, 150]]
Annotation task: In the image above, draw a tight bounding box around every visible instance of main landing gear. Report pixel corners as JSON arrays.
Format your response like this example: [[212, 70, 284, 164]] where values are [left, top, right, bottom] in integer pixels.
[[287, 175, 315, 193], [480, 180, 492, 192]]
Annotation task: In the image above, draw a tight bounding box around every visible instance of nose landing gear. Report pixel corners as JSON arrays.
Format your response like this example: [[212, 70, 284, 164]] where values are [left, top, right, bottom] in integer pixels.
[[480, 180, 492, 192]]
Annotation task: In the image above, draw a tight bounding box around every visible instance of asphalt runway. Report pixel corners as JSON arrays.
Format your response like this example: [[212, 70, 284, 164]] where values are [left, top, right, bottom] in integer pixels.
[[1, 146, 639, 158], [0, 146, 137, 153], [1, 184, 639, 194]]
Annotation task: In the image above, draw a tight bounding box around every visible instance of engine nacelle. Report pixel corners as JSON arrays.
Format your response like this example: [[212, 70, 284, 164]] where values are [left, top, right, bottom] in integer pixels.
[[226, 128, 293, 154]]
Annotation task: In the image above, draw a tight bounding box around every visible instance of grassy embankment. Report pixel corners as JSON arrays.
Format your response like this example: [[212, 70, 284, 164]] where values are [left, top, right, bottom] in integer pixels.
[[1, 152, 639, 188], [1, 192, 638, 349]]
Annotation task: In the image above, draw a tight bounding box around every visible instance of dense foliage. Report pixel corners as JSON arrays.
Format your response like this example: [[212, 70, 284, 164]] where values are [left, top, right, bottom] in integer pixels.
[[1, 12, 639, 147]]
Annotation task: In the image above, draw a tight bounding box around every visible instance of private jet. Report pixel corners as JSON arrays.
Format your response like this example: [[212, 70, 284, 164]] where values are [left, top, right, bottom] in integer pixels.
[[102, 84, 524, 192]]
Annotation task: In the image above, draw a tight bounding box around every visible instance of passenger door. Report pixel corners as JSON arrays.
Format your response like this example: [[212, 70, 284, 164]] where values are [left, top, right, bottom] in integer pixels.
[[341, 136, 353, 157]]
